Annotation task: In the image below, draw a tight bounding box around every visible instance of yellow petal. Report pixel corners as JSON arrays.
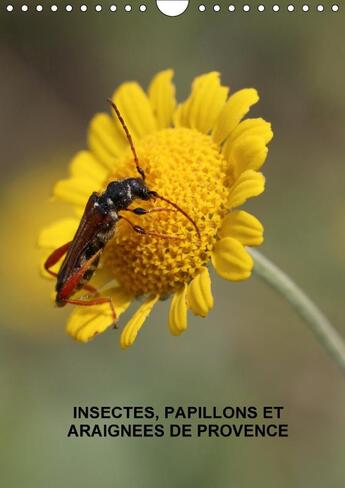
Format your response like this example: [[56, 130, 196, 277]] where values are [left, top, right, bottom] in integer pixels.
[[70, 150, 108, 185], [88, 113, 126, 169], [212, 89, 259, 144], [229, 136, 268, 178], [120, 295, 159, 349], [211, 237, 253, 281], [187, 268, 214, 317], [148, 69, 176, 129], [67, 304, 115, 343], [224, 118, 273, 152], [38, 218, 79, 249], [67, 287, 133, 343], [53, 177, 94, 208], [219, 210, 264, 246], [168, 284, 188, 336], [227, 170, 265, 209], [174, 72, 229, 134], [112, 82, 157, 141]]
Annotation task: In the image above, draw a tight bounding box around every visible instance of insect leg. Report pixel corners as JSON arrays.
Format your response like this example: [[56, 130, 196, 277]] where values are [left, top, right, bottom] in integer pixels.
[[122, 207, 177, 216], [44, 241, 72, 278], [81, 282, 100, 295], [58, 250, 117, 322], [60, 296, 117, 323], [119, 215, 183, 241]]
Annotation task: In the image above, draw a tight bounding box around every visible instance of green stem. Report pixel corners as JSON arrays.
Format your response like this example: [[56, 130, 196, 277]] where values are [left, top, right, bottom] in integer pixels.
[[249, 248, 345, 375]]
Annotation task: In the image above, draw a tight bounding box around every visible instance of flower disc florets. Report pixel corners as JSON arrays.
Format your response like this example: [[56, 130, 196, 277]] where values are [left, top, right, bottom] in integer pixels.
[[39, 70, 273, 348], [104, 128, 229, 296]]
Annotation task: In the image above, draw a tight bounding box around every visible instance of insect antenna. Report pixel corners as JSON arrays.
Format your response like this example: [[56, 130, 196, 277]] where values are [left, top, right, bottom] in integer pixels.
[[152, 192, 201, 239], [107, 99, 200, 239], [107, 98, 146, 181]]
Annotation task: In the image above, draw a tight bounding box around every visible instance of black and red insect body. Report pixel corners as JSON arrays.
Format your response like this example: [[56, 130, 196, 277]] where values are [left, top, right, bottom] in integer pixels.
[[44, 100, 200, 325]]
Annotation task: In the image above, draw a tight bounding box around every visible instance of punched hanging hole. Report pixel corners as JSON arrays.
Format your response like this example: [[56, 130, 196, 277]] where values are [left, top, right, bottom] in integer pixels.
[[156, 0, 189, 16]]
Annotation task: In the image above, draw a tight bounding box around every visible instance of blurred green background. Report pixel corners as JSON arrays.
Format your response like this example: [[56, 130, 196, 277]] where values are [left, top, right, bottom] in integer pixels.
[[1, 1, 345, 487]]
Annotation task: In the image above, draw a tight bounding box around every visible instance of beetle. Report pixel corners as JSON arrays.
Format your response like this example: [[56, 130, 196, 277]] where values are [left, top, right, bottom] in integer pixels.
[[44, 99, 200, 324]]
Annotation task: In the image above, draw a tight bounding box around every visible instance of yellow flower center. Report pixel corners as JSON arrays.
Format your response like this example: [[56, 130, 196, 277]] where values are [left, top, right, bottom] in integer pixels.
[[103, 127, 230, 296]]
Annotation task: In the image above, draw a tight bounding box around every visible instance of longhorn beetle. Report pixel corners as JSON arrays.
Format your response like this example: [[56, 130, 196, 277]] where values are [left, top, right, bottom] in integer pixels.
[[44, 99, 200, 324]]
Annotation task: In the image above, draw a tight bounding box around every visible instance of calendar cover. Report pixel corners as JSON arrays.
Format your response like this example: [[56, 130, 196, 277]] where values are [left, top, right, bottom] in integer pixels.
[[1, 1, 345, 486]]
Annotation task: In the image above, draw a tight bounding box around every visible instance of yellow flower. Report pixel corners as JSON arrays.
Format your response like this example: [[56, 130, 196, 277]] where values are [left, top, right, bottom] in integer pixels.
[[39, 70, 273, 348]]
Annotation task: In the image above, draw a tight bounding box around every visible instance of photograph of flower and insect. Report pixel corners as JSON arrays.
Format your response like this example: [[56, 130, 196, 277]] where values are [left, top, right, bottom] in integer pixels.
[[1, 3, 345, 487]]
